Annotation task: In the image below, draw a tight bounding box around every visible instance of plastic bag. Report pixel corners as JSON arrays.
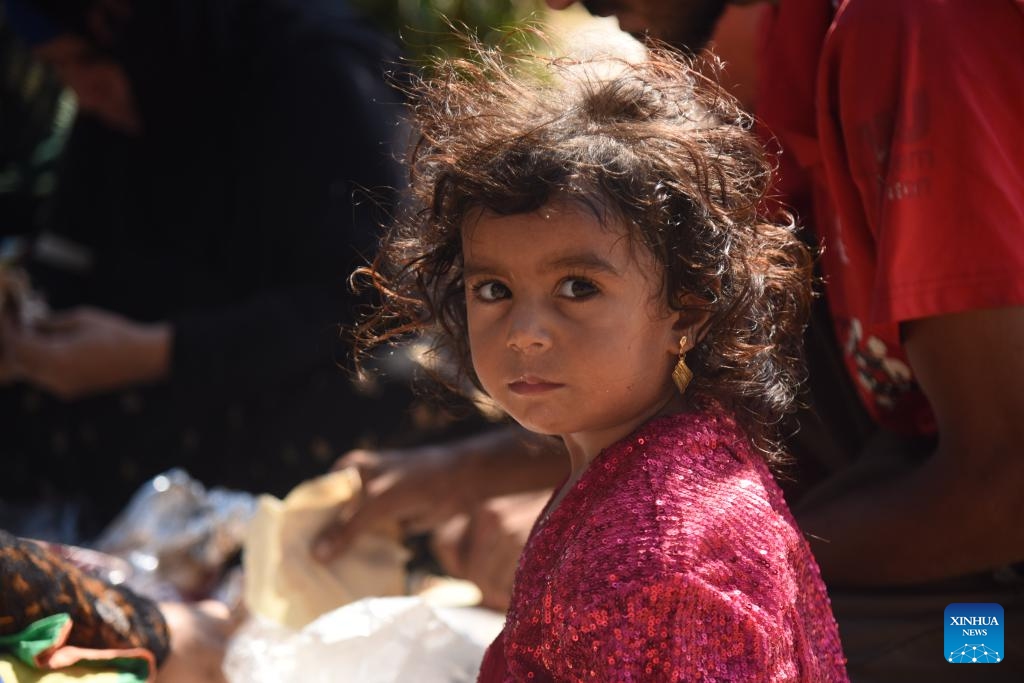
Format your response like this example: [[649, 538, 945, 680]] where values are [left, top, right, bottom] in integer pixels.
[[94, 469, 257, 600], [224, 597, 504, 683]]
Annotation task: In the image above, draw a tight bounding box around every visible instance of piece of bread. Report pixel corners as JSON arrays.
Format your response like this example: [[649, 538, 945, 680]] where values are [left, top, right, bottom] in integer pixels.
[[243, 468, 410, 630]]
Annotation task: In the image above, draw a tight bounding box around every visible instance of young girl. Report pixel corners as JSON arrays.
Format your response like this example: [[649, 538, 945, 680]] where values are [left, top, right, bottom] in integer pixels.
[[356, 45, 848, 681]]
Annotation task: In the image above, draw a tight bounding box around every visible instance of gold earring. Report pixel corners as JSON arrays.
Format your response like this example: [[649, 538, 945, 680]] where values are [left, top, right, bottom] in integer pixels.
[[672, 336, 693, 394]]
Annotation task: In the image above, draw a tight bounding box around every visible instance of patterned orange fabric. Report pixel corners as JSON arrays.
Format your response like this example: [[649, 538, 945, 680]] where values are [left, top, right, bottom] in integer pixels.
[[0, 530, 169, 665]]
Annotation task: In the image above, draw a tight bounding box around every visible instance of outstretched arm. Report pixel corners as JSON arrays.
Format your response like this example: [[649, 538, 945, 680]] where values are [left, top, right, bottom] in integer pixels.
[[312, 426, 567, 562], [799, 306, 1024, 585], [0, 308, 170, 400], [431, 490, 553, 611]]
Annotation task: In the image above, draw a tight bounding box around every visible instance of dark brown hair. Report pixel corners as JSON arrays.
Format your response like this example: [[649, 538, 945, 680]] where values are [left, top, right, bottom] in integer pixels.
[[355, 42, 813, 461]]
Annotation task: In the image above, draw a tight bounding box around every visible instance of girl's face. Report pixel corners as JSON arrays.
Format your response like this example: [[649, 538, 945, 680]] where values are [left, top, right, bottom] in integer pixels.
[[463, 203, 684, 461]]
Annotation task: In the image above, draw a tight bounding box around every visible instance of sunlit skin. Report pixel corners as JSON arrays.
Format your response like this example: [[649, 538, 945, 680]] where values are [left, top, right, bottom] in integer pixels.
[[462, 203, 696, 477], [543, 0, 754, 51]]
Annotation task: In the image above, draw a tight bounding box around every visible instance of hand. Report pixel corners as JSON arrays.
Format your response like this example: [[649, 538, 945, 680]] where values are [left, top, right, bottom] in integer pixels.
[[0, 306, 171, 400], [157, 600, 240, 683], [431, 490, 551, 611], [312, 445, 482, 563], [311, 428, 567, 564]]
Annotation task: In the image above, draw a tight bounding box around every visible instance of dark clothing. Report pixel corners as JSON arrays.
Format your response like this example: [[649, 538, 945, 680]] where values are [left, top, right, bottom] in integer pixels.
[[42, 0, 403, 392], [0, 14, 66, 237], [1, 0, 429, 531]]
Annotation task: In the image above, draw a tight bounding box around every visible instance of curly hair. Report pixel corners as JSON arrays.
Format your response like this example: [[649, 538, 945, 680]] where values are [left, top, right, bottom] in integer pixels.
[[355, 42, 813, 462]]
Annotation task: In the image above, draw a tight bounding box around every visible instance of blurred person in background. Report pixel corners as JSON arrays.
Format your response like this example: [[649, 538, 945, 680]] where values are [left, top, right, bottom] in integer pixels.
[[0, 0, 427, 539], [316, 1, 1024, 679], [0, 9, 69, 238]]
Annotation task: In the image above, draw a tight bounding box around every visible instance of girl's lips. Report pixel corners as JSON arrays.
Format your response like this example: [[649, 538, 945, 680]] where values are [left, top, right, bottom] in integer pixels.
[[508, 379, 564, 395]]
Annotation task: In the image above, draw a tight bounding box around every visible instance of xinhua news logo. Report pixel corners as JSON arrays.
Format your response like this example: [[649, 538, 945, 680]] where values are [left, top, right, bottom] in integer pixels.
[[945, 603, 1004, 664]]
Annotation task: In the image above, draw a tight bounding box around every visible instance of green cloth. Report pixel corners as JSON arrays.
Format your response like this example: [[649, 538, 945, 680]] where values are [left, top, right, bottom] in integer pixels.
[[0, 614, 70, 666], [0, 614, 150, 683]]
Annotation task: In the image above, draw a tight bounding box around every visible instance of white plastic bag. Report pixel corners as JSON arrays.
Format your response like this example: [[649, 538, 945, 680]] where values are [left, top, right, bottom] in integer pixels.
[[224, 597, 504, 683]]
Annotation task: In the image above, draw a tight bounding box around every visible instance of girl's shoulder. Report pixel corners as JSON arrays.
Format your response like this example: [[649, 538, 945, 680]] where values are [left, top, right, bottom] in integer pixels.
[[599, 408, 772, 505], [566, 409, 803, 587], [505, 412, 847, 682]]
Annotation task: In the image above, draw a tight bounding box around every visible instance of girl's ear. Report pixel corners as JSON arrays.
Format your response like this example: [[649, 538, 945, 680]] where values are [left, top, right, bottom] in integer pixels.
[[668, 293, 712, 355]]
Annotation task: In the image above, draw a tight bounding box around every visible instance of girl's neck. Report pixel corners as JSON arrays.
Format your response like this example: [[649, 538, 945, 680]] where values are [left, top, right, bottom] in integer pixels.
[[535, 390, 688, 535], [560, 389, 687, 476]]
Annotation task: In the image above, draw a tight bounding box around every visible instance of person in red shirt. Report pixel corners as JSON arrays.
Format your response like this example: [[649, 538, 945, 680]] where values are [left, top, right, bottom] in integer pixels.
[[750, 2, 1024, 677]]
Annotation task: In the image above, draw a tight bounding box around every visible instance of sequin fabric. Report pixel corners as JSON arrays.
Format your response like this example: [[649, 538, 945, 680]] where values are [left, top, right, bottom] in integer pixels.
[[478, 411, 848, 682]]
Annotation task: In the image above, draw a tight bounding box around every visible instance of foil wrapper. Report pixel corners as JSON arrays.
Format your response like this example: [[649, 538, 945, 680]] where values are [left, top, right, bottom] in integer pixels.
[[94, 468, 257, 602]]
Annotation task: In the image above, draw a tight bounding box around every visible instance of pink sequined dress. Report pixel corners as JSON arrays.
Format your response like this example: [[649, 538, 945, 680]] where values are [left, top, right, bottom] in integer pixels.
[[478, 410, 848, 682]]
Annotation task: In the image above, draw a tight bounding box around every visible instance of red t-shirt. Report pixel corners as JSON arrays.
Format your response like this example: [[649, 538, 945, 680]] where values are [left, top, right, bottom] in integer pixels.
[[758, 0, 1024, 435]]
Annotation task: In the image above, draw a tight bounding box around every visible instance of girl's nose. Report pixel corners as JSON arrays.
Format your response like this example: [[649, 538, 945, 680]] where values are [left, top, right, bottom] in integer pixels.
[[506, 307, 553, 354]]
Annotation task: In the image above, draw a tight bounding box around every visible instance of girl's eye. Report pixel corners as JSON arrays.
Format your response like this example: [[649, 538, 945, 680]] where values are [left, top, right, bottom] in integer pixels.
[[556, 278, 599, 299], [473, 281, 511, 302]]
